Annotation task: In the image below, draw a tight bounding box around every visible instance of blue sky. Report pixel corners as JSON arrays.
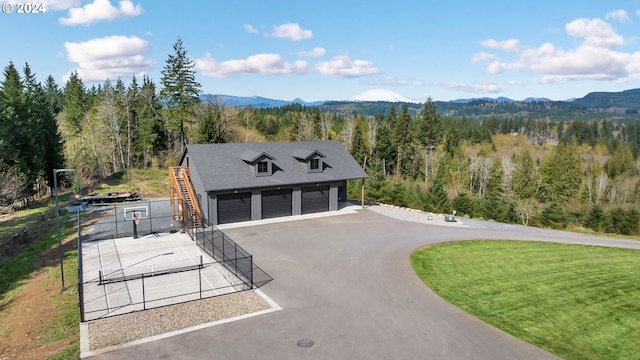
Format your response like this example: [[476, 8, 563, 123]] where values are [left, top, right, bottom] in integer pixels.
[[2, 0, 640, 102]]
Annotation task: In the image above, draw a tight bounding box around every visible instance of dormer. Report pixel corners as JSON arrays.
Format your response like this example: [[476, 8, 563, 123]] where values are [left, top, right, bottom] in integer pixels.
[[241, 150, 275, 176], [293, 148, 326, 173]]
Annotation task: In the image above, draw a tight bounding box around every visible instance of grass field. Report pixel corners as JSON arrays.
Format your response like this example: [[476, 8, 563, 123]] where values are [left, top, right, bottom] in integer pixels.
[[411, 240, 640, 360], [0, 196, 80, 358]]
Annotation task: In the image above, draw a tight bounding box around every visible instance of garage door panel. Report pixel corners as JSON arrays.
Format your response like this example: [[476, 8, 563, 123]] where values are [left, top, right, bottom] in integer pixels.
[[218, 192, 252, 224], [301, 185, 329, 214], [262, 189, 292, 219]]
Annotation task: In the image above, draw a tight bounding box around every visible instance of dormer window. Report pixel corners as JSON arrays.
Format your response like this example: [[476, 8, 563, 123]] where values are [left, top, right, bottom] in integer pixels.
[[293, 148, 326, 174], [241, 149, 275, 177], [257, 161, 270, 175], [309, 158, 321, 172]]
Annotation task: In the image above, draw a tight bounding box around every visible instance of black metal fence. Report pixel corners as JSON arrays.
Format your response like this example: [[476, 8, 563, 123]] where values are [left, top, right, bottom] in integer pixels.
[[80, 199, 179, 242], [81, 255, 250, 321], [77, 198, 272, 322], [189, 226, 273, 289]]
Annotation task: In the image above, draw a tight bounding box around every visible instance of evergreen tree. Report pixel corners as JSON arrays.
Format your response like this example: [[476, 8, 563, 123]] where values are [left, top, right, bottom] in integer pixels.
[[539, 139, 582, 203], [415, 97, 442, 183], [443, 120, 461, 156], [539, 201, 568, 229], [160, 37, 202, 157], [603, 142, 637, 179], [512, 149, 537, 199], [373, 121, 394, 175], [44, 75, 63, 114], [24, 64, 65, 193], [584, 204, 604, 232], [195, 101, 219, 144], [136, 75, 164, 168], [350, 118, 368, 167], [62, 70, 87, 136], [452, 192, 473, 217], [364, 157, 389, 202], [426, 176, 449, 213], [0, 63, 32, 189], [391, 104, 412, 178]]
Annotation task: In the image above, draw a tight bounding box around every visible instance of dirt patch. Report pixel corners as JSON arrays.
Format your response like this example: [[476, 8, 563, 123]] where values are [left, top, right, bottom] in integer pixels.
[[0, 270, 73, 359]]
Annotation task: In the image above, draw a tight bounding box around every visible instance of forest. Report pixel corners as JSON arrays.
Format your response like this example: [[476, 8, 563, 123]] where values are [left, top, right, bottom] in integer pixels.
[[1, 39, 639, 235]]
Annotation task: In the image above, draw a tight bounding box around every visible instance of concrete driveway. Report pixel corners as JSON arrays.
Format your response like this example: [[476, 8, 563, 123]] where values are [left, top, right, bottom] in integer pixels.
[[89, 205, 640, 359]]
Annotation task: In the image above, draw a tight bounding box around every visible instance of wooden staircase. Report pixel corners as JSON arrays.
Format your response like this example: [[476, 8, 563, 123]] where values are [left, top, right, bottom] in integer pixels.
[[169, 166, 203, 228]]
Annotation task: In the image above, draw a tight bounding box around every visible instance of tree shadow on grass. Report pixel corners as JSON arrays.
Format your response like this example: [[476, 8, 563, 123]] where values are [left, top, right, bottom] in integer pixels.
[[104, 171, 127, 186]]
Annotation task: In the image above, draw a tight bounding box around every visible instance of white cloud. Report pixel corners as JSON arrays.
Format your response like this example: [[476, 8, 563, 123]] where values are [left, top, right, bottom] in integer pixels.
[[474, 16, 640, 84], [64, 35, 154, 82], [479, 38, 519, 52], [315, 55, 381, 77], [244, 24, 258, 34], [195, 53, 308, 78], [297, 47, 326, 58], [39, 0, 81, 11], [486, 60, 508, 74], [385, 76, 424, 87], [437, 81, 501, 94], [565, 18, 623, 48], [59, 0, 142, 26], [528, 44, 631, 82], [472, 52, 496, 63], [268, 23, 312, 41], [605, 9, 629, 22]]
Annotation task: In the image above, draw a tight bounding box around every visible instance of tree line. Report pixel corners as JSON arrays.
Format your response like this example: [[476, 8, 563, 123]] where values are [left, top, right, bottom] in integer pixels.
[[1, 37, 638, 234]]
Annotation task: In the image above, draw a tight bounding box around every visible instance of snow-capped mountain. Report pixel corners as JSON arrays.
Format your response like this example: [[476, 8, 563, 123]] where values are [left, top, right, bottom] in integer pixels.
[[348, 89, 421, 103]]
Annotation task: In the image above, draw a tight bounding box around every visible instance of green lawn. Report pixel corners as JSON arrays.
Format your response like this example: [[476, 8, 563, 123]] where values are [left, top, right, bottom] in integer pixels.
[[411, 240, 640, 360]]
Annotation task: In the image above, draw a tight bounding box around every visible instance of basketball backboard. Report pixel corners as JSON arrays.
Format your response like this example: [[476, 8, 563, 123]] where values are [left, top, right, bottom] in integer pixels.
[[123, 206, 149, 221]]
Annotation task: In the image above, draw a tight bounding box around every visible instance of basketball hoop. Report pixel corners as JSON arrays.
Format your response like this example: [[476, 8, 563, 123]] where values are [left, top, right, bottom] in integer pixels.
[[133, 213, 140, 225]]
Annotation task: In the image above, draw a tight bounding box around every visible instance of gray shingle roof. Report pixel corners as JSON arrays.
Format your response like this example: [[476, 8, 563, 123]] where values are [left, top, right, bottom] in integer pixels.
[[182, 140, 369, 192]]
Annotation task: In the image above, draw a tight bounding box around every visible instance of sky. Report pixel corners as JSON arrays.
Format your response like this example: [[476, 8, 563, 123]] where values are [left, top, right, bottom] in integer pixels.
[[2, 0, 640, 102]]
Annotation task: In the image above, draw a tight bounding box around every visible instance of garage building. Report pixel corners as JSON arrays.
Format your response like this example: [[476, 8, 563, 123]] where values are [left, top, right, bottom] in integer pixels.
[[178, 140, 369, 225]]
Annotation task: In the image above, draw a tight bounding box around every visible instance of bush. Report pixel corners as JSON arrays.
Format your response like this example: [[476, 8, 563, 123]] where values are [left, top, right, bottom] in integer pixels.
[[452, 193, 474, 217], [604, 207, 640, 235], [584, 205, 604, 232], [540, 202, 568, 229]]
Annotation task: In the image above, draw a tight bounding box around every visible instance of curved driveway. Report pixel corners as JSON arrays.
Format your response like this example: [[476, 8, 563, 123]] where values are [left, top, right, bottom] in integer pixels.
[[91, 205, 640, 359]]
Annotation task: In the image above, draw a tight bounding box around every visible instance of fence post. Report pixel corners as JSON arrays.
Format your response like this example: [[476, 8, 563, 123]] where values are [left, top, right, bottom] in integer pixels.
[[234, 243, 238, 277], [114, 205, 119, 238], [250, 255, 254, 289], [199, 255, 203, 300], [148, 200, 152, 233], [142, 275, 146, 310], [77, 210, 85, 322]]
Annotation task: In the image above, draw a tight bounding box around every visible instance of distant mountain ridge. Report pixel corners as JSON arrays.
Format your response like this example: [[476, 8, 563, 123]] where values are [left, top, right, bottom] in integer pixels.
[[202, 88, 640, 121], [200, 94, 325, 108]]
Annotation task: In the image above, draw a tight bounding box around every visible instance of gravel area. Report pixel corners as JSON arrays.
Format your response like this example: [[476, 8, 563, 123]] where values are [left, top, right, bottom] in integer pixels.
[[87, 290, 272, 351], [367, 203, 464, 225]]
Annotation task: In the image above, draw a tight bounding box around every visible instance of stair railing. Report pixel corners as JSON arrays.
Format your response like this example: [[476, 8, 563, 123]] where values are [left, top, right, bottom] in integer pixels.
[[169, 166, 204, 228]]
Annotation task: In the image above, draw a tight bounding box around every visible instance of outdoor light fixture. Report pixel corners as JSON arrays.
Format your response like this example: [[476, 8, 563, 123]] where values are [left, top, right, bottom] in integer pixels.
[[54, 168, 75, 292]]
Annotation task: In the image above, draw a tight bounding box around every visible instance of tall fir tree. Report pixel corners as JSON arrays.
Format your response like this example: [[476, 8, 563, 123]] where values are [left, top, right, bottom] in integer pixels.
[[391, 104, 413, 179], [539, 139, 582, 203], [511, 149, 537, 199], [373, 121, 394, 175], [160, 37, 202, 158], [62, 70, 87, 136], [416, 97, 442, 183], [195, 101, 219, 144], [0, 63, 30, 185], [136, 75, 164, 168]]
